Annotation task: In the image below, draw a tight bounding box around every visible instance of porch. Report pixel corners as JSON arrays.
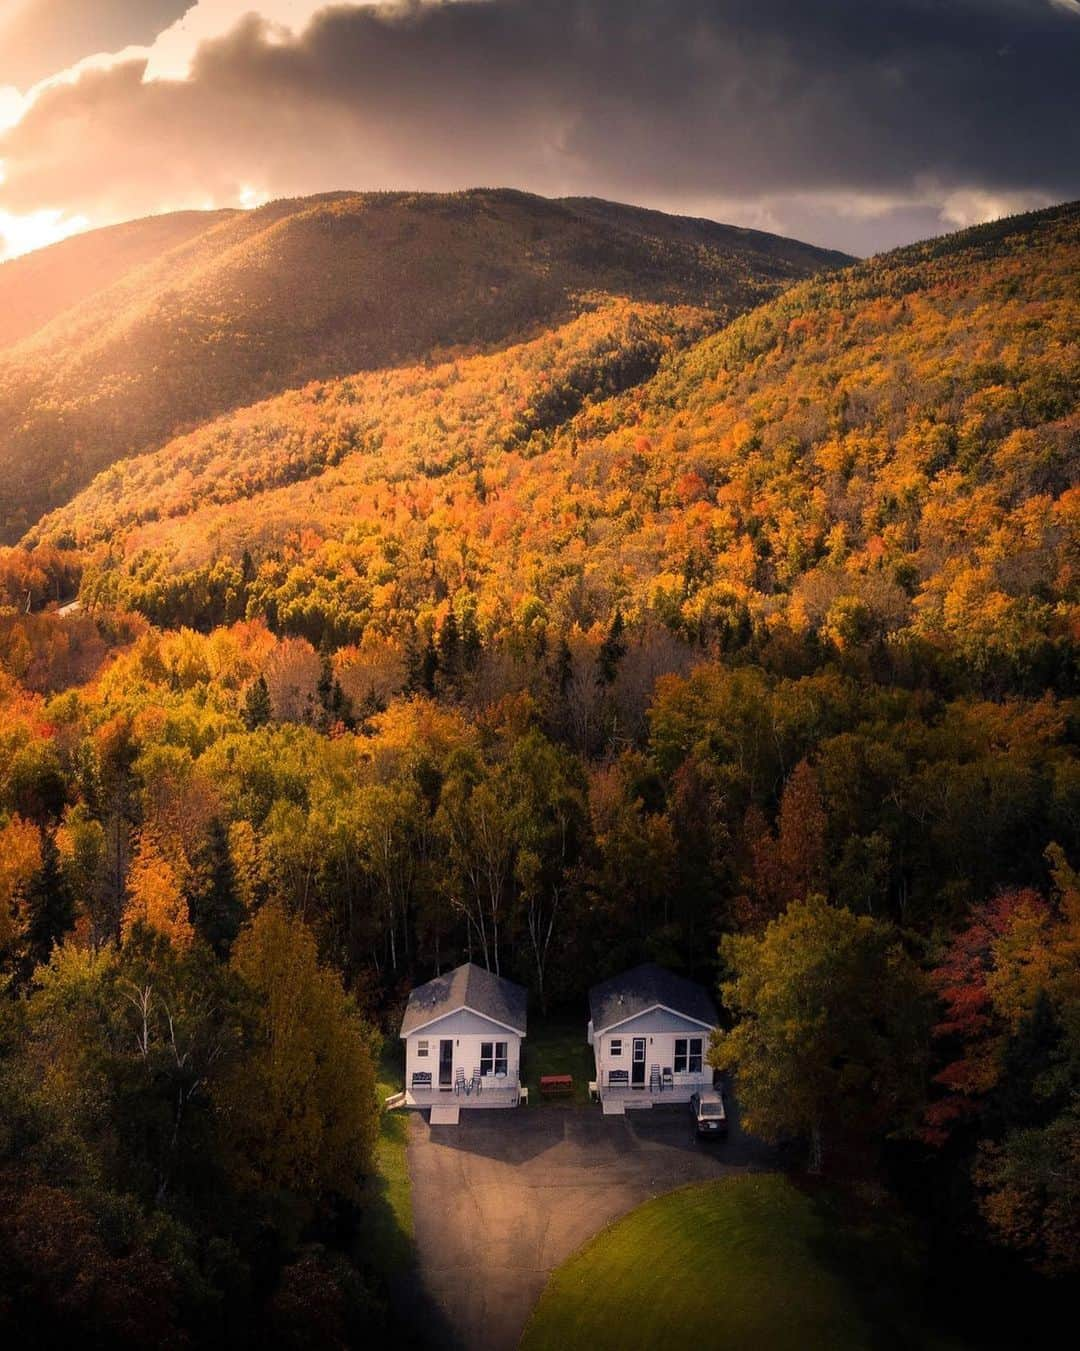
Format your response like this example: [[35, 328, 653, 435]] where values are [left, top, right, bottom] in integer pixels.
[[391, 1075, 523, 1110], [592, 1078, 705, 1115]]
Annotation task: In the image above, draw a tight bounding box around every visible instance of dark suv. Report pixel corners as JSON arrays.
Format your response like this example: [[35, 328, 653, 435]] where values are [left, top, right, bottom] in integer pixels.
[[690, 1090, 728, 1138]]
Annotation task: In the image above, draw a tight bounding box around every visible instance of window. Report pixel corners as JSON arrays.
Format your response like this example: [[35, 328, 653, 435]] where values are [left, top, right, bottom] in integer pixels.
[[480, 1041, 509, 1076], [610, 1038, 622, 1057], [417, 1039, 429, 1057], [674, 1037, 704, 1074]]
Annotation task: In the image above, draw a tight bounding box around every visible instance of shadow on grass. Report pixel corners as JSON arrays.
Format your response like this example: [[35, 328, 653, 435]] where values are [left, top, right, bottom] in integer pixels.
[[800, 1179, 969, 1351], [357, 1037, 465, 1351]]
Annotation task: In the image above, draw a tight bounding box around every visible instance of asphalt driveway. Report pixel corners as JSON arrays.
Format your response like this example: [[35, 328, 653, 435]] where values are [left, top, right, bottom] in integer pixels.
[[402, 1099, 771, 1351]]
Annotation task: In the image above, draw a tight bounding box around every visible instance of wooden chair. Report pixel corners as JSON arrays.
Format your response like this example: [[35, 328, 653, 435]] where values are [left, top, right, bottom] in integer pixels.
[[662, 1067, 674, 1092]]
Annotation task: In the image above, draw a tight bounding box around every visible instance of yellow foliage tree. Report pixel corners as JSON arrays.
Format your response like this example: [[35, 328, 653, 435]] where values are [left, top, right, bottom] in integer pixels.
[[121, 831, 194, 951], [0, 815, 42, 952], [219, 903, 377, 1199]]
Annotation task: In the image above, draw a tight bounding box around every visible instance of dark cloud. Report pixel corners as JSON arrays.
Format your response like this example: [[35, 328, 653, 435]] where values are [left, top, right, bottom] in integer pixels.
[[1, 0, 1078, 253], [0, 0, 188, 89]]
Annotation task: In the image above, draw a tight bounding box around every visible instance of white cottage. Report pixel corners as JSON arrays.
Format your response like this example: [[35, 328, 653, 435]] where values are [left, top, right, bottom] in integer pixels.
[[588, 963, 718, 1114], [399, 962, 527, 1118]]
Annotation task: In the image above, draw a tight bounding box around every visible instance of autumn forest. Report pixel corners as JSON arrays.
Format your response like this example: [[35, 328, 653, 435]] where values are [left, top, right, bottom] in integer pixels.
[[0, 188, 1078, 1348]]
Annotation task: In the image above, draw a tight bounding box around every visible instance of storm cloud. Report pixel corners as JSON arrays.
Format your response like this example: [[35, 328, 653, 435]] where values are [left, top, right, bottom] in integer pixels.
[[1, 0, 1078, 255]]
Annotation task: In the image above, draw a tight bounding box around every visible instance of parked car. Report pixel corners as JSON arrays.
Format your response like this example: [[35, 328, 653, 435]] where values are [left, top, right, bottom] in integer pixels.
[[690, 1089, 728, 1138]]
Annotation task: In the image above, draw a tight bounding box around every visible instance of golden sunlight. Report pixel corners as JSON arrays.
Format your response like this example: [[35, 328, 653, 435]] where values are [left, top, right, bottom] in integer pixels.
[[0, 203, 89, 260]]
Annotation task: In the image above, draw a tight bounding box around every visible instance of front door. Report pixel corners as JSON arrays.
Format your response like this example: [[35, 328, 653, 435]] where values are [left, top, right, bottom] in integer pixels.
[[631, 1038, 646, 1087], [439, 1039, 454, 1089]]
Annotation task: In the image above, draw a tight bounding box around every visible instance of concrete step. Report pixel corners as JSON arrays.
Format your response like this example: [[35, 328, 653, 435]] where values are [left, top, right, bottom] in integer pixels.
[[430, 1104, 461, 1125]]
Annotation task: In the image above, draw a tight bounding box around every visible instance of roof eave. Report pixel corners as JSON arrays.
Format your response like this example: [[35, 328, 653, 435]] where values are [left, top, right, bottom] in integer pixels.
[[593, 1001, 717, 1036], [401, 1003, 527, 1038]]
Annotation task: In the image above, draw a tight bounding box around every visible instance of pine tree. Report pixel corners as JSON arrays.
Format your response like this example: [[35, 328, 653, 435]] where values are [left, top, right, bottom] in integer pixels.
[[437, 611, 460, 688], [23, 829, 75, 973], [460, 605, 482, 673], [243, 675, 272, 730], [190, 818, 243, 957], [420, 636, 439, 694], [404, 626, 439, 695], [596, 609, 627, 685]]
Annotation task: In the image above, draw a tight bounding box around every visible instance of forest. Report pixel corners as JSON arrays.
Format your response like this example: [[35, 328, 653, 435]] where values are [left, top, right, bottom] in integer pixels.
[[0, 194, 1077, 1347], [0, 189, 843, 541]]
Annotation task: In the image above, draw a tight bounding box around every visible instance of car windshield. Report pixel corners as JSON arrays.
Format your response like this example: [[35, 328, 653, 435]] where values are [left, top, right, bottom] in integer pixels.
[[699, 1101, 724, 1117]]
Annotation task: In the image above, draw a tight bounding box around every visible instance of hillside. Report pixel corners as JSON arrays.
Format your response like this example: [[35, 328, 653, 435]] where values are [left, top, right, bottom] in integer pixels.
[[44, 201, 1079, 688], [0, 189, 847, 540], [1, 201, 1078, 1351], [0, 209, 237, 351]]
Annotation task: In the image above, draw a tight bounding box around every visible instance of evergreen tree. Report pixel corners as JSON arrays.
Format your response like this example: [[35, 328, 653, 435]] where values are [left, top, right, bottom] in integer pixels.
[[596, 609, 627, 685], [243, 675, 272, 730], [404, 626, 439, 695], [23, 830, 75, 973], [460, 605, 482, 674], [315, 652, 352, 732], [437, 611, 460, 688], [420, 636, 439, 694], [189, 818, 243, 957]]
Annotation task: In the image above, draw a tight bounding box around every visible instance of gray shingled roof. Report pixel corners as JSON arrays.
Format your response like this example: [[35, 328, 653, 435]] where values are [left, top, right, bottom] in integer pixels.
[[400, 962, 528, 1036], [589, 963, 717, 1033]]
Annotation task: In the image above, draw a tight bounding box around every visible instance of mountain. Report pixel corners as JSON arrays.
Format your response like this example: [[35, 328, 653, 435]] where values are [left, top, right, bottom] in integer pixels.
[[0, 209, 237, 352], [0, 189, 848, 540], [40, 201, 1079, 687]]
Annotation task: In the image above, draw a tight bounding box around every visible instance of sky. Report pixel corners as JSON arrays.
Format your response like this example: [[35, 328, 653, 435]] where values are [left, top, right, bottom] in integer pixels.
[[0, 0, 1078, 260]]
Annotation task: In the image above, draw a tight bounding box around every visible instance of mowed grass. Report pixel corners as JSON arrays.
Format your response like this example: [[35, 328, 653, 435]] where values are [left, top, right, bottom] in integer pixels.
[[359, 1037, 414, 1274], [522, 1175, 880, 1351], [522, 1015, 596, 1107]]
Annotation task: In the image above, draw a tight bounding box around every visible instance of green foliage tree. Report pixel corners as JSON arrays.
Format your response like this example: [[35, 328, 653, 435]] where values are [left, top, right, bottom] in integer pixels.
[[507, 731, 589, 1010], [713, 896, 929, 1172]]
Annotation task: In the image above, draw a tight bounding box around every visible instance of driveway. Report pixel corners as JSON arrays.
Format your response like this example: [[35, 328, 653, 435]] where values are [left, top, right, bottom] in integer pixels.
[[402, 1099, 771, 1351]]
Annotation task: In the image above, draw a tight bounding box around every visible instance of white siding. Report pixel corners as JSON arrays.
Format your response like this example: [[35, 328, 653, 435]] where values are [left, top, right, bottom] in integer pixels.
[[594, 1009, 714, 1102], [404, 1011, 523, 1095]]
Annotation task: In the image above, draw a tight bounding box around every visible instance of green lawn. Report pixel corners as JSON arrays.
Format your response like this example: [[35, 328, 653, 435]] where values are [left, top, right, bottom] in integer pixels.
[[522, 1016, 596, 1106], [358, 1037, 414, 1275], [522, 1175, 957, 1351]]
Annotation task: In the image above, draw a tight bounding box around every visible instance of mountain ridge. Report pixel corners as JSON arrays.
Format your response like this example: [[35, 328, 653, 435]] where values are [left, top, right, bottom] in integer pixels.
[[28, 199, 1077, 693], [0, 188, 849, 540]]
